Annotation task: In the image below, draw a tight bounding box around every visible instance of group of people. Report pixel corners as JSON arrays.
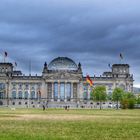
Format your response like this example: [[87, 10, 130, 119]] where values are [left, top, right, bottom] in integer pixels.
[[42, 105, 70, 111]]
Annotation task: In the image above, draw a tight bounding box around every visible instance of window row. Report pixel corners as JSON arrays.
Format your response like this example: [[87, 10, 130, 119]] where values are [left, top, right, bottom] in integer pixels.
[[11, 91, 41, 99], [12, 83, 41, 90]]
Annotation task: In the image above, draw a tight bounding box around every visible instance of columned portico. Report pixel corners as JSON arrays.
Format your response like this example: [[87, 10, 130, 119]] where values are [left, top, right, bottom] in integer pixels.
[[47, 81, 79, 103]]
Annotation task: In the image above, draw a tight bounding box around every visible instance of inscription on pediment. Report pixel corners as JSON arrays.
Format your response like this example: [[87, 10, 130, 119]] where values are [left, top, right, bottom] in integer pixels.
[[45, 72, 82, 80]]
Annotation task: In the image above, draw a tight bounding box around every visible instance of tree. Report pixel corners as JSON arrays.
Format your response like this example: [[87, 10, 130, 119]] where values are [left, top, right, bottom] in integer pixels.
[[92, 86, 107, 110], [136, 94, 140, 104], [112, 88, 124, 109], [121, 92, 136, 109], [107, 94, 112, 100]]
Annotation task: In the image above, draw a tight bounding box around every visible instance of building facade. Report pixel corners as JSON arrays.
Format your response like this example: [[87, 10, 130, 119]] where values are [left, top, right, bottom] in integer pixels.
[[0, 57, 133, 108]]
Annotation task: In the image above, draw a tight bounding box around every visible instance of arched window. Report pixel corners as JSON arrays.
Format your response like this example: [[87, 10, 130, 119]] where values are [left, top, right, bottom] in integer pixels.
[[24, 91, 28, 99], [83, 85, 88, 100], [12, 91, 16, 99], [19, 102, 21, 105], [37, 91, 41, 99], [31, 85, 35, 90], [31, 91, 35, 99], [12, 83, 16, 90], [25, 84, 29, 90], [19, 84, 22, 90], [83, 92, 88, 100], [119, 84, 125, 90], [0, 83, 5, 99], [18, 91, 22, 99], [0, 93, 4, 99]]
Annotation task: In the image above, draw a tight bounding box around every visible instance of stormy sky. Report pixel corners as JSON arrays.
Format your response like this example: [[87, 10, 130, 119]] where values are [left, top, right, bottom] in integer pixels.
[[0, 0, 140, 87]]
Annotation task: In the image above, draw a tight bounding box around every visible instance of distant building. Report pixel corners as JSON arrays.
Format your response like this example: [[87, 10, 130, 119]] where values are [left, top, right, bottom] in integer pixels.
[[0, 57, 133, 107], [133, 87, 140, 97]]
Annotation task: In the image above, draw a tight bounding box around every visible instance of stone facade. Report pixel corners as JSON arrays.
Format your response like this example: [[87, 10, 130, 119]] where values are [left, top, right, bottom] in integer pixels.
[[0, 57, 133, 108]]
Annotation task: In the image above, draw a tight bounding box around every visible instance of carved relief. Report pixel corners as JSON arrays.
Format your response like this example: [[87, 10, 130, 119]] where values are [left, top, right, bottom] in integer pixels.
[[45, 72, 82, 80]]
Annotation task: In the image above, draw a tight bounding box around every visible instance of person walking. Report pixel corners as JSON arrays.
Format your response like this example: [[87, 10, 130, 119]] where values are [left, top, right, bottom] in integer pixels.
[[43, 105, 45, 111]]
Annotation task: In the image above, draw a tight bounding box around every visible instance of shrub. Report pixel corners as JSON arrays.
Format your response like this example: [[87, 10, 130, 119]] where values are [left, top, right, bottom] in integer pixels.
[[121, 99, 128, 109], [128, 98, 135, 109]]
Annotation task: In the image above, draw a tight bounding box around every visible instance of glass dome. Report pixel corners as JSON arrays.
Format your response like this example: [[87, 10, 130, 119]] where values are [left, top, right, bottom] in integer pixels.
[[48, 57, 78, 71]]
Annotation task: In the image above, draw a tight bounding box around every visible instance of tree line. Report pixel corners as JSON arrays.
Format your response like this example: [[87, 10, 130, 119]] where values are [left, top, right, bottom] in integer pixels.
[[90, 86, 140, 109]]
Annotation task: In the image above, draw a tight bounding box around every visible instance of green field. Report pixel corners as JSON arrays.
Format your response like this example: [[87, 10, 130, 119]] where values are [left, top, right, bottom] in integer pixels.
[[0, 108, 140, 140]]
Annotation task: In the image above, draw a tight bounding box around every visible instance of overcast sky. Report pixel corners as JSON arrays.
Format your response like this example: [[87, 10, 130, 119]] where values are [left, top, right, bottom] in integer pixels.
[[0, 0, 140, 87]]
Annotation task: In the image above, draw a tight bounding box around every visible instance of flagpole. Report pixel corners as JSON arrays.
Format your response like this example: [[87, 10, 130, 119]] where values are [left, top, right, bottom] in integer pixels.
[[120, 58, 121, 64], [4, 52, 8, 63], [119, 53, 123, 64], [29, 59, 32, 76], [4, 53, 5, 63], [4, 56, 5, 63], [14, 62, 17, 71]]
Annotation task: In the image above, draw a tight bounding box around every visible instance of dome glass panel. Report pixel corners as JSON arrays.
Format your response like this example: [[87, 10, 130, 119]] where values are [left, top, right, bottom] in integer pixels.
[[48, 57, 77, 70]]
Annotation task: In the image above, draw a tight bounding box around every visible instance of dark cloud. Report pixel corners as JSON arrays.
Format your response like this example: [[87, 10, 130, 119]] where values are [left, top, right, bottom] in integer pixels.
[[0, 0, 140, 86]]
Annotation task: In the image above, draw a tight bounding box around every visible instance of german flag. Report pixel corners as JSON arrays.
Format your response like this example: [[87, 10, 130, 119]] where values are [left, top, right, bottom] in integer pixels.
[[86, 75, 93, 86]]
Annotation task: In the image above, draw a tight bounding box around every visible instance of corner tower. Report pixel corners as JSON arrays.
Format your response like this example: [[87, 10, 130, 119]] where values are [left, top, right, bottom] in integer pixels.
[[112, 64, 133, 92]]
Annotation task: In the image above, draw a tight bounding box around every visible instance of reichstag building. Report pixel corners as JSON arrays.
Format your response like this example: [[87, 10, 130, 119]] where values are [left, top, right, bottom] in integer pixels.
[[0, 57, 133, 108]]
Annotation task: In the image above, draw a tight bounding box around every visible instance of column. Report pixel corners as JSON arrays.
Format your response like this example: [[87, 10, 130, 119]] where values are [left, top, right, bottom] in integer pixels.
[[57, 81, 60, 102], [46, 83, 48, 100], [71, 82, 73, 101], [64, 81, 67, 102], [28, 84, 31, 108], [16, 84, 18, 100], [51, 82, 54, 101], [77, 83, 79, 101], [79, 82, 83, 101], [6, 81, 10, 106], [35, 84, 37, 99]]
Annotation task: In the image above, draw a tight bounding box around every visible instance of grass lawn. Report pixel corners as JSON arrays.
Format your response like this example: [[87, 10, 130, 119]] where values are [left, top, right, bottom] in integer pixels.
[[0, 108, 140, 140]]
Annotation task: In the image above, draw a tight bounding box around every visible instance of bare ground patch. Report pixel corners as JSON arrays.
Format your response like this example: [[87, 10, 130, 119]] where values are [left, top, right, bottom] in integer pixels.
[[0, 114, 139, 121]]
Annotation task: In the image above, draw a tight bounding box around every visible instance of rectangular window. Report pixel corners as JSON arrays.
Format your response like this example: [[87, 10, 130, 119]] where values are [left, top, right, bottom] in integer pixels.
[[66, 83, 71, 100], [60, 83, 65, 101], [54, 83, 58, 101]]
